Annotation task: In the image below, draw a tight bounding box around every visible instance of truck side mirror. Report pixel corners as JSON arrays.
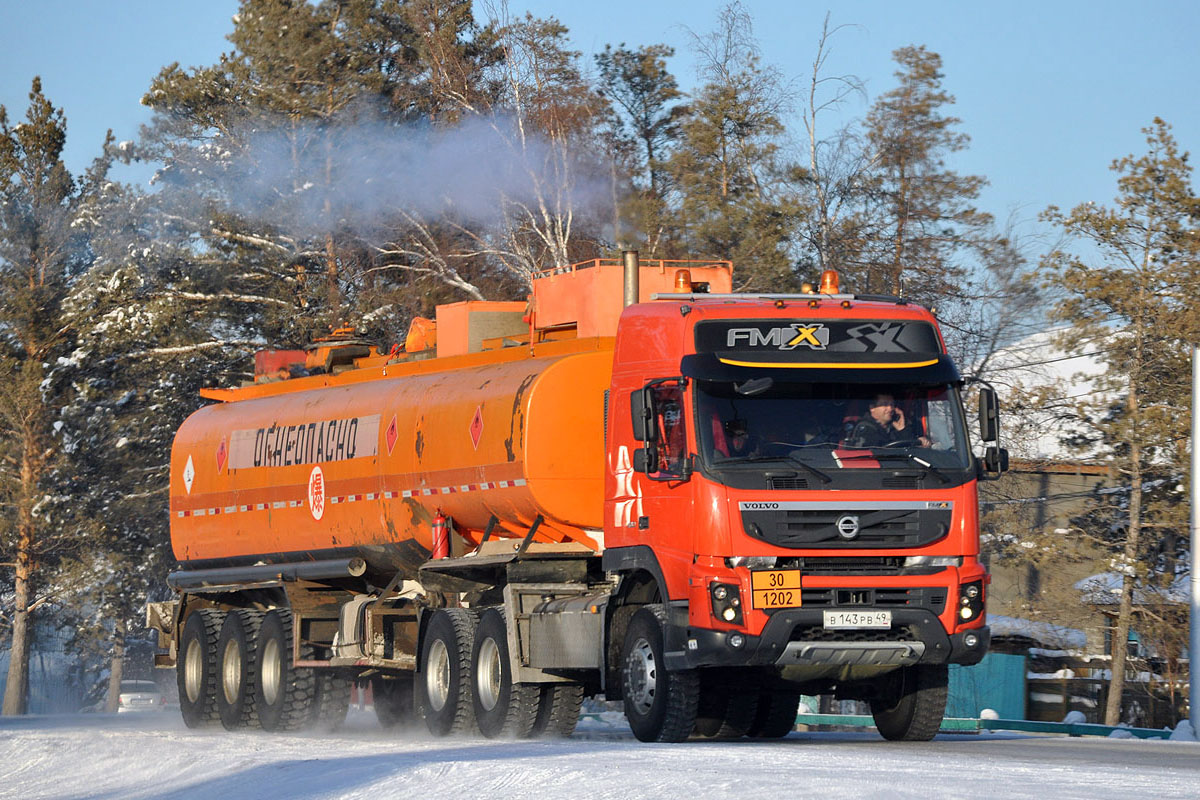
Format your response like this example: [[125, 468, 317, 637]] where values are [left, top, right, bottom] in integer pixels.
[[978, 385, 999, 443], [981, 445, 1009, 480], [632, 448, 656, 474], [630, 387, 656, 442]]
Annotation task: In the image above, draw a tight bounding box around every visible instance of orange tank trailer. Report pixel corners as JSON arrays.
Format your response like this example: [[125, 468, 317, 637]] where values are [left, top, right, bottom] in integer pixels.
[[168, 258, 732, 573]]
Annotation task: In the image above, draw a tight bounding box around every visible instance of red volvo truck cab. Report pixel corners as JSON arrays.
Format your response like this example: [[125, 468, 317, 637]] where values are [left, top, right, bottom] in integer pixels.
[[602, 269, 999, 740]]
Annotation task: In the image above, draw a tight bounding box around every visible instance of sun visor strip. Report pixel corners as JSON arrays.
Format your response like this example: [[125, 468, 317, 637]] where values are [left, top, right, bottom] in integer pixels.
[[680, 353, 961, 385]]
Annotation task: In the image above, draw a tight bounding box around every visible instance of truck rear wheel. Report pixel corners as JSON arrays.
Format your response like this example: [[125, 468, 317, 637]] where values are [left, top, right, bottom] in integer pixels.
[[418, 608, 478, 736], [870, 663, 948, 741], [178, 609, 223, 728], [620, 605, 699, 743], [532, 683, 584, 737], [372, 674, 415, 729], [694, 668, 759, 739], [747, 687, 800, 738], [471, 609, 540, 739], [216, 610, 263, 730], [254, 609, 316, 732]]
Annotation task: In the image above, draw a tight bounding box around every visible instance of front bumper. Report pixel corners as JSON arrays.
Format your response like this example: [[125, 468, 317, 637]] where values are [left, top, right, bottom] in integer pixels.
[[663, 605, 989, 671]]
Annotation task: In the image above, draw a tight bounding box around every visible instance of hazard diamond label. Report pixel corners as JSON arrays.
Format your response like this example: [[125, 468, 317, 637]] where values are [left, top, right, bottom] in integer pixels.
[[182, 455, 195, 495], [216, 438, 227, 473], [469, 406, 484, 450], [385, 414, 399, 455]]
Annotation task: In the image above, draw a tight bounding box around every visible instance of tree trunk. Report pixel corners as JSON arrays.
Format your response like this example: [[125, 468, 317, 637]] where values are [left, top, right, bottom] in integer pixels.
[[104, 619, 126, 713], [1104, 445, 1143, 726], [2, 429, 41, 717], [1, 533, 33, 715]]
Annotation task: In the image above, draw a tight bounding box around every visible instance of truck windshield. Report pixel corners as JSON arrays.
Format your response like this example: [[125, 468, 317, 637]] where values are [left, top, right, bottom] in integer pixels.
[[695, 381, 972, 472]]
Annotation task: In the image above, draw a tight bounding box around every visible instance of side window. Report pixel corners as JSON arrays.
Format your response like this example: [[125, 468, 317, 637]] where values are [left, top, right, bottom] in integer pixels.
[[652, 384, 687, 478]]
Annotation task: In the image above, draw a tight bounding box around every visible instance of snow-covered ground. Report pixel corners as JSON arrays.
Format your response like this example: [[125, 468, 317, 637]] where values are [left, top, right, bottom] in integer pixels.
[[2, 710, 1198, 800]]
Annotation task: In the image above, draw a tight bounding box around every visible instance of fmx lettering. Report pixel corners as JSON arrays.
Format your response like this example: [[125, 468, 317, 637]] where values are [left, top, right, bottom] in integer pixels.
[[228, 415, 380, 469], [726, 323, 829, 350]]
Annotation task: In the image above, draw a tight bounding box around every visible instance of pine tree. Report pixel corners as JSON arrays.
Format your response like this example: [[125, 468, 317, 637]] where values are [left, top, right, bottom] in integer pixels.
[[43, 178, 221, 710], [858, 46, 992, 303], [595, 42, 685, 254], [0, 78, 113, 715], [1042, 118, 1200, 725], [666, 4, 805, 290]]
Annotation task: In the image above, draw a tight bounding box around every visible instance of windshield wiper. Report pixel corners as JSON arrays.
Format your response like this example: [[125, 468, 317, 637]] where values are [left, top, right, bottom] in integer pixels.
[[876, 452, 951, 484], [732, 455, 832, 484]]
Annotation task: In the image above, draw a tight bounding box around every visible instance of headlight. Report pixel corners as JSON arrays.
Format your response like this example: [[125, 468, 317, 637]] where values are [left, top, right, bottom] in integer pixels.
[[726, 556, 778, 569], [903, 555, 963, 568]]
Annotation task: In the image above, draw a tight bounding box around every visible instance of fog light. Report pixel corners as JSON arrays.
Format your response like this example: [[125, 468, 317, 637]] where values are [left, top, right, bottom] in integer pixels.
[[964, 633, 979, 647], [722, 607, 737, 621], [728, 633, 745, 648]]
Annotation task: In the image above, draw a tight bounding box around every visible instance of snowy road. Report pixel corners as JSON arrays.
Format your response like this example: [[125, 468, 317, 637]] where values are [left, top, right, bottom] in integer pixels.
[[1, 710, 1198, 800]]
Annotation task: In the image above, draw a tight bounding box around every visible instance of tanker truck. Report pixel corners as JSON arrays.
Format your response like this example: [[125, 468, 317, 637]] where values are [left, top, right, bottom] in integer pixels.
[[147, 254, 1004, 742]]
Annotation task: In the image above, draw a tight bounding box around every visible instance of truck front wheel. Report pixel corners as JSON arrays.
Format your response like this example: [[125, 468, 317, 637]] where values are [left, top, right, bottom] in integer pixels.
[[869, 663, 948, 741], [471, 609, 540, 738], [620, 605, 699, 742], [178, 609, 223, 728], [417, 608, 478, 736]]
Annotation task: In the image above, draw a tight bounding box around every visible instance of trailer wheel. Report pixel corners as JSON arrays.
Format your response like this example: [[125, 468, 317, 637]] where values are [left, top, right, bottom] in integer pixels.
[[531, 682, 584, 738], [620, 605, 699, 742], [747, 687, 800, 738], [307, 670, 352, 731], [417, 607, 478, 736], [372, 674, 415, 729], [216, 610, 263, 730], [178, 609, 224, 728], [255, 609, 316, 731], [694, 668, 760, 739], [870, 663, 948, 741], [471, 609, 541, 739]]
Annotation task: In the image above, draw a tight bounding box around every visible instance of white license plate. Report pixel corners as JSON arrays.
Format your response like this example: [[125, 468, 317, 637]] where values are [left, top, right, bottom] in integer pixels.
[[823, 610, 892, 629]]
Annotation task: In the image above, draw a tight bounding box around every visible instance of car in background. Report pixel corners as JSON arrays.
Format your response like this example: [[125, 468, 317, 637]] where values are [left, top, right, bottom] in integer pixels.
[[117, 680, 167, 712]]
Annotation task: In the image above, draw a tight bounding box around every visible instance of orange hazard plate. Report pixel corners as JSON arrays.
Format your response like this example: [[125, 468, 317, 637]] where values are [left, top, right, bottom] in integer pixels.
[[751, 569, 802, 609]]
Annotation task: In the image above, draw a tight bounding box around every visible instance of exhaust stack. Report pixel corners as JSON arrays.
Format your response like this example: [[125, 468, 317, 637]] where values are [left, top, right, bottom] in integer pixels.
[[622, 250, 640, 308]]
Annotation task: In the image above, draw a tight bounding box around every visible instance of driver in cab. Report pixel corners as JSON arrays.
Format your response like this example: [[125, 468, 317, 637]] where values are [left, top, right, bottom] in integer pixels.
[[850, 393, 930, 448]]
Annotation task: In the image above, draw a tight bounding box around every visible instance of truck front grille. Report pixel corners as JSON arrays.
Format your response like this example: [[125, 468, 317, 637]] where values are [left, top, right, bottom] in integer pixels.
[[742, 505, 951, 549]]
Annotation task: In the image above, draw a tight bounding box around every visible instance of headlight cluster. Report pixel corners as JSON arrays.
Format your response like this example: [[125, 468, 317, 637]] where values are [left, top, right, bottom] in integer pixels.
[[958, 580, 985, 622], [903, 555, 962, 568], [710, 582, 743, 625]]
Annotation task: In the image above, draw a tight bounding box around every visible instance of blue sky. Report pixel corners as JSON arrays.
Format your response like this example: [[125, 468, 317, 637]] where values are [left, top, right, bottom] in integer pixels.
[[2, 1, 1197, 249]]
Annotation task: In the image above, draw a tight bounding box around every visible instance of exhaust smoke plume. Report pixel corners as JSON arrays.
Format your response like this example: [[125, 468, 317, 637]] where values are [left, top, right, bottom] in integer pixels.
[[210, 113, 608, 235]]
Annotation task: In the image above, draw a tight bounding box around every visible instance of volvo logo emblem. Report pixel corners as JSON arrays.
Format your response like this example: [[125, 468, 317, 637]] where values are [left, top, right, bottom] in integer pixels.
[[836, 514, 861, 539]]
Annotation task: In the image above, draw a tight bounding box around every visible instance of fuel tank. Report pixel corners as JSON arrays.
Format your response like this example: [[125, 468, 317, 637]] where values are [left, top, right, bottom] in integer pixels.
[[169, 342, 612, 576]]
